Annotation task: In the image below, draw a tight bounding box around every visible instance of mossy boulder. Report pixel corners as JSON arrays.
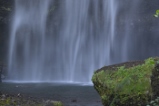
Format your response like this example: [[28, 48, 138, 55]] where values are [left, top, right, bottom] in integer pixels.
[[92, 57, 159, 106]]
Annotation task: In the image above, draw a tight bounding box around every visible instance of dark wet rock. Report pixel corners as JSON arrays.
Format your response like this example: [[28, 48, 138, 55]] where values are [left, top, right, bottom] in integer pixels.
[[17, 93, 22, 97], [0, 0, 14, 61], [151, 63, 159, 100], [71, 99, 77, 102]]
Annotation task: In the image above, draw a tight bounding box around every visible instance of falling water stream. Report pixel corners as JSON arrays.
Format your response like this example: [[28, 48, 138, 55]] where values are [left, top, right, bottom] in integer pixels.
[[8, 0, 156, 83]]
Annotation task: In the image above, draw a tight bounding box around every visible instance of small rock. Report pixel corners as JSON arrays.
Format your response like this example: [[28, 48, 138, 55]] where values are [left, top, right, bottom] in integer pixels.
[[1, 94, 6, 98], [71, 99, 77, 102], [17, 93, 21, 97]]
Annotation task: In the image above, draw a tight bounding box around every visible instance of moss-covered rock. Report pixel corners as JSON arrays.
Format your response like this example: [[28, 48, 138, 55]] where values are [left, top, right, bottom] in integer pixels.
[[92, 57, 159, 106]]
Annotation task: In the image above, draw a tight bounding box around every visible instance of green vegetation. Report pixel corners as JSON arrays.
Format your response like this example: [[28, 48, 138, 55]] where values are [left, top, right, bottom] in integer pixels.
[[0, 95, 63, 106], [154, 10, 159, 17], [53, 101, 63, 106], [0, 96, 42, 106], [92, 58, 157, 106]]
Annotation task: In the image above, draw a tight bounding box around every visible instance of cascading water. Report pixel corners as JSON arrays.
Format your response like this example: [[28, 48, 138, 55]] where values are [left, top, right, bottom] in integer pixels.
[[8, 0, 143, 83], [8, 0, 50, 82]]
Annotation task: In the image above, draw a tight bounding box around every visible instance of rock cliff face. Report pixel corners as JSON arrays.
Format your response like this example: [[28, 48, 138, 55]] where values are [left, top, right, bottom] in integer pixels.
[[151, 63, 159, 100], [92, 57, 159, 106], [0, 0, 13, 61]]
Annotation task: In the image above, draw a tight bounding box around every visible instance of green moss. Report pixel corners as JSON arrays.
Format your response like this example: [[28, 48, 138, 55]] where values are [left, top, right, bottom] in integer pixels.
[[53, 101, 63, 106], [0, 96, 63, 106], [92, 57, 156, 105]]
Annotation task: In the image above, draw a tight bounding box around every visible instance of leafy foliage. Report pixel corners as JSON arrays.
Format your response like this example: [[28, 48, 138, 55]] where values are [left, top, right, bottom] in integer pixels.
[[154, 10, 159, 17]]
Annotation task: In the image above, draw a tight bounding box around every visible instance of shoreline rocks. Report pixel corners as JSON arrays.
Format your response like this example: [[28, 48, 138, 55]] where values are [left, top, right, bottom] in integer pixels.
[[0, 92, 63, 106]]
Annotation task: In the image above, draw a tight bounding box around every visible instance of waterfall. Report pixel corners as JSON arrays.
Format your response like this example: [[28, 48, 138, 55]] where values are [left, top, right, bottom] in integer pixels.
[[8, 0, 143, 83], [8, 0, 50, 82]]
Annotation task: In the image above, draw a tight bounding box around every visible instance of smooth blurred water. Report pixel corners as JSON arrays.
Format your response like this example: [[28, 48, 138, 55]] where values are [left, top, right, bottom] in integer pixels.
[[8, 0, 51, 81], [8, 0, 153, 83]]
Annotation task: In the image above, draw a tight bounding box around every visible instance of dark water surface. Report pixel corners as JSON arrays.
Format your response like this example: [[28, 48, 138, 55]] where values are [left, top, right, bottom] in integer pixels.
[[0, 82, 102, 106]]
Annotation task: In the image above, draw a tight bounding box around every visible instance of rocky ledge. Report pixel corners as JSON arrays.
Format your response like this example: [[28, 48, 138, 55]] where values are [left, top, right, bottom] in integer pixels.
[[92, 57, 159, 106], [0, 92, 63, 106]]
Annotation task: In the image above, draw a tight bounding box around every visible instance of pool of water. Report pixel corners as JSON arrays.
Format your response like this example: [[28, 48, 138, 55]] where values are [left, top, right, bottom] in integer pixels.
[[0, 82, 102, 106]]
